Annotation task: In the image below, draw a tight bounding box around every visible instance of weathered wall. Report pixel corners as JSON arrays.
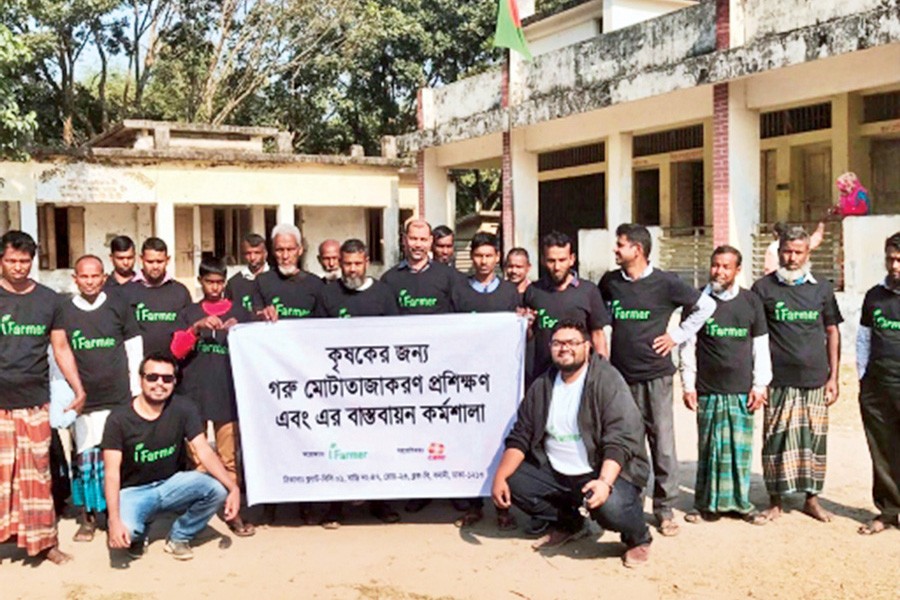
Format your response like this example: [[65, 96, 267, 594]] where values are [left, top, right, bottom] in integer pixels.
[[605, 0, 696, 32], [300, 206, 391, 277], [432, 69, 503, 128], [741, 0, 887, 41], [843, 214, 900, 294], [83, 203, 140, 261]]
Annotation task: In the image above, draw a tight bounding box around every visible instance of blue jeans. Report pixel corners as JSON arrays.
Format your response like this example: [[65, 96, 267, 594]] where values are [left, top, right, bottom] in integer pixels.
[[119, 471, 227, 542]]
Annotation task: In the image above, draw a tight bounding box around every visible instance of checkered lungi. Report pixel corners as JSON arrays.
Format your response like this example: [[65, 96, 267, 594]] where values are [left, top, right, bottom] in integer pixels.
[[762, 386, 828, 495], [695, 393, 755, 514]]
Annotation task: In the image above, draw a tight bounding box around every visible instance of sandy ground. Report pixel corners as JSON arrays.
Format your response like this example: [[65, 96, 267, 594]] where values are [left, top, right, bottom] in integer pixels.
[[1, 366, 898, 600]]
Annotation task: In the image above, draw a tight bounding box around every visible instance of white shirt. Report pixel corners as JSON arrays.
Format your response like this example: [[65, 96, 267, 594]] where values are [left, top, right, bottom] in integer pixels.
[[545, 367, 592, 475]]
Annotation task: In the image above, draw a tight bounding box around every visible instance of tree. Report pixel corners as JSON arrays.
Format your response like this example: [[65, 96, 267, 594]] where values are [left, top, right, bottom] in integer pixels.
[[0, 23, 38, 158]]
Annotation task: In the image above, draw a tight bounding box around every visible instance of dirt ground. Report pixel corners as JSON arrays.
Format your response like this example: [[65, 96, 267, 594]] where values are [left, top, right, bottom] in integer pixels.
[[1, 366, 897, 600]]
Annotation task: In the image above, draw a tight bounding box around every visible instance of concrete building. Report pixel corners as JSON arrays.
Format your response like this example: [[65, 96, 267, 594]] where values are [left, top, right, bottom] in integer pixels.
[[399, 0, 900, 351], [0, 120, 417, 294]]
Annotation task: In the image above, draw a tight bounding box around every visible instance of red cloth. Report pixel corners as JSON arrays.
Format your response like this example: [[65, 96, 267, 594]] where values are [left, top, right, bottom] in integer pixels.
[[169, 299, 234, 359]]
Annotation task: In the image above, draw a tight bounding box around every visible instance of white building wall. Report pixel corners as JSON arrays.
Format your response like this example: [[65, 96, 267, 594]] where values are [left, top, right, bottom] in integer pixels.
[[604, 0, 695, 32]]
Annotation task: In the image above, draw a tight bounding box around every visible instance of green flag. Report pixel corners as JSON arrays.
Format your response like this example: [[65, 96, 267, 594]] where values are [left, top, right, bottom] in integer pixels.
[[493, 0, 532, 60]]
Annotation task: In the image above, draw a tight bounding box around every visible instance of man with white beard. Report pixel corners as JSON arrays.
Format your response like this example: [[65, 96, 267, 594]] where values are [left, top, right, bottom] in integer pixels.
[[255, 224, 324, 322], [752, 226, 843, 523]]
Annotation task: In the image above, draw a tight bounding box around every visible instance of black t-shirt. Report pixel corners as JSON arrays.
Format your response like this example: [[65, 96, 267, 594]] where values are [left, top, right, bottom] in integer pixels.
[[225, 273, 264, 313], [452, 279, 521, 313], [255, 270, 323, 319], [101, 396, 204, 489], [177, 301, 252, 423], [695, 289, 768, 395], [118, 280, 192, 356], [523, 276, 610, 379], [860, 284, 900, 378], [752, 273, 843, 388], [103, 274, 131, 292], [59, 294, 140, 412], [599, 268, 701, 384], [315, 279, 399, 317], [381, 261, 457, 315], [0, 284, 62, 410]]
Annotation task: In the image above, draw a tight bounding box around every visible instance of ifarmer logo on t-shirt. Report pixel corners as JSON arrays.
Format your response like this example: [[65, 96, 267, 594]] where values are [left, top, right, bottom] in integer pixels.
[[398, 289, 437, 309], [338, 307, 351, 318], [872, 308, 900, 331], [610, 300, 650, 321], [0, 314, 48, 336], [197, 340, 229, 355], [272, 297, 311, 318], [773, 301, 819, 322], [536, 308, 558, 330], [704, 318, 749, 338], [133, 441, 176, 463], [134, 302, 178, 322], [241, 295, 253, 312], [71, 329, 116, 350]]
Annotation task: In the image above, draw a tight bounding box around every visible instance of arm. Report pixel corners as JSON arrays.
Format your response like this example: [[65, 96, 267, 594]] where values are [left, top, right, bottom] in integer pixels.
[[679, 334, 698, 410], [582, 459, 623, 510], [103, 449, 130, 548], [591, 328, 608, 359], [491, 448, 526, 509], [810, 222, 825, 251], [660, 293, 716, 352], [764, 244, 779, 275], [188, 433, 240, 520], [856, 325, 871, 380], [50, 329, 87, 413], [825, 324, 841, 405], [748, 334, 772, 411], [124, 336, 144, 398]]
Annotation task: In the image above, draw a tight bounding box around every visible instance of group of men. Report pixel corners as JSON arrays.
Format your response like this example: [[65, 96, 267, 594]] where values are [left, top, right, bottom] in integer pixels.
[[0, 218, 896, 569]]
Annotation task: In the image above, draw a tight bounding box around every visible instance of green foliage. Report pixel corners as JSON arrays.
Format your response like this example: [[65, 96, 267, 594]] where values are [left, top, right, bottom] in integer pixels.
[[0, 23, 38, 158]]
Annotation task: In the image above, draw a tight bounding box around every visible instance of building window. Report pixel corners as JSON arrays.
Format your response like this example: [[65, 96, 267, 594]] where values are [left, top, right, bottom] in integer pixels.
[[633, 125, 704, 158], [863, 91, 900, 123], [366, 208, 384, 263], [37, 204, 84, 269], [538, 143, 605, 172], [760, 102, 831, 139]]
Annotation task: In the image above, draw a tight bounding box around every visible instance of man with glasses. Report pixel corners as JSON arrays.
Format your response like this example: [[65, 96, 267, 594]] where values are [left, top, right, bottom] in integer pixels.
[[101, 353, 240, 561], [491, 321, 652, 568]]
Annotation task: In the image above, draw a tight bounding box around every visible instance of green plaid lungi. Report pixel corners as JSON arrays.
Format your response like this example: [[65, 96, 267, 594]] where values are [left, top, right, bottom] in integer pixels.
[[695, 393, 755, 514], [762, 386, 828, 495]]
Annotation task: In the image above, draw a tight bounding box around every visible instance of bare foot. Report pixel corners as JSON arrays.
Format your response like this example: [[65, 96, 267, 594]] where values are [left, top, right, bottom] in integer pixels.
[[43, 547, 73, 565], [802, 497, 833, 522], [857, 519, 889, 535], [760, 504, 783, 521]]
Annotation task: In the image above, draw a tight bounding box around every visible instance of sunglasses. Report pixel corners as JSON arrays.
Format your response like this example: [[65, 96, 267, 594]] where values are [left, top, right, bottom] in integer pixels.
[[143, 373, 176, 383]]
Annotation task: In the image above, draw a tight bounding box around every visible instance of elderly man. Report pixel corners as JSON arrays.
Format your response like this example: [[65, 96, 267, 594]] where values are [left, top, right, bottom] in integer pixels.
[[256, 224, 324, 322], [856, 232, 900, 535], [104, 235, 137, 290], [680, 246, 771, 525], [225, 233, 269, 313], [492, 320, 652, 568], [317, 239, 341, 283], [60, 255, 143, 543], [117, 237, 192, 356], [598, 223, 716, 536], [752, 225, 842, 522], [0, 231, 86, 564]]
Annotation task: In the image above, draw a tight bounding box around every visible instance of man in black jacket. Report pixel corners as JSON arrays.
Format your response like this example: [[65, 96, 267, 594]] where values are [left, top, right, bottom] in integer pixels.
[[491, 321, 652, 568]]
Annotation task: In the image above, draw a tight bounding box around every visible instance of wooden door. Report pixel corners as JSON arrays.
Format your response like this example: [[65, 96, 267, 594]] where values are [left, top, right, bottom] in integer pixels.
[[174, 207, 194, 278]]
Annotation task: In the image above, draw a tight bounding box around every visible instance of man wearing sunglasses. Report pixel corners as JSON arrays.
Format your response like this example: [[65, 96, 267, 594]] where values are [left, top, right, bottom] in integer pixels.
[[101, 353, 240, 561]]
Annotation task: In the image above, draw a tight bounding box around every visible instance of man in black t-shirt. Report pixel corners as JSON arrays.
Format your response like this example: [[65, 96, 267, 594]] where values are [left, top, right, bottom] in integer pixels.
[[0, 231, 86, 564], [118, 237, 192, 356], [104, 235, 137, 291], [599, 224, 715, 536], [680, 246, 770, 525], [855, 232, 900, 535], [256, 223, 324, 322], [102, 354, 240, 561], [225, 232, 268, 314], [752, 226, 842, 523], [61, 255, 143, 542], [381, 219, 458, 315]]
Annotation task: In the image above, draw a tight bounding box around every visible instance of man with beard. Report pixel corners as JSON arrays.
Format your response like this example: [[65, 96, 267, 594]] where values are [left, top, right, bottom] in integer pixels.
[[60, 255, 143, 543], [313, 239, 400, 528], [0, 230, 86, 564], [104, 236, 137, 291], [102, 354, 240, 561], [855, 232, 900, 535], [118, 238, 192, 356], [505, 247, 533, 296], [680, 246, 771, 525], [381, 220, 457, 316], [598, 223, 715, 537], [225, 233, 269, 314], [256, 224, 324, 322], [171, 256, 255, 537], [317, 239, 341, 283], [752, 225, 842, 522], [492, 321, 652, 568]]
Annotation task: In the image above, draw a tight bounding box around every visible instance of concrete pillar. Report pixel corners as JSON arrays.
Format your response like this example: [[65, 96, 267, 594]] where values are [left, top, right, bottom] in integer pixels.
[[383, 180, 401, 266], [418, 147, 452, 228], [606, 132, 634, 230], [659, 158, 672, 228], [831, 92, 870, 205], [509, 130, 539, 266], [192, 205, 202, 275], [276, 201, 295, 227], [250, 205, 266, 237], [154, 200, 176, 274], [20, 199, 39, 278], [136, 204, 154, 243]]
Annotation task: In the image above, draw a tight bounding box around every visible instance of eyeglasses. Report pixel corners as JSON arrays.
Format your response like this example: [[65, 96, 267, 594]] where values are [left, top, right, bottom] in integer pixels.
[[549, 339, 586, 350], [143, 373, 176, 384]]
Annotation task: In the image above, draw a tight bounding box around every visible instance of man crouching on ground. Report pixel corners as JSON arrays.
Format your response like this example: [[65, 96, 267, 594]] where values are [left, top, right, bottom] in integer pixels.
[[101, 353, 239, 561], [491, 320, 653, 568]]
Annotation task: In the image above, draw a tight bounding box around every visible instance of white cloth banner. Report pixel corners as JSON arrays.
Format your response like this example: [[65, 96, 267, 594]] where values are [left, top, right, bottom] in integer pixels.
[[230, 313, 527, 505]]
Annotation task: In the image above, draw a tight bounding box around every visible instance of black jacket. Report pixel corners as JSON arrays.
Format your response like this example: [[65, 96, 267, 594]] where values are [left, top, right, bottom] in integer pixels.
[[505, 354, 650, 488]]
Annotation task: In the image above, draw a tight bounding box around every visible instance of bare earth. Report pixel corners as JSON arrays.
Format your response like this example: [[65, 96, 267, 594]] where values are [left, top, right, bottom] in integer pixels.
[[1, 367, 897, 600]]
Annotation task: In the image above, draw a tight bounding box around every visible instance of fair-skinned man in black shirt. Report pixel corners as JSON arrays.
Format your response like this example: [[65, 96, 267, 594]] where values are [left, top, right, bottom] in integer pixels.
[[103, 354, 240, 561], [105, 235, 137, 290]]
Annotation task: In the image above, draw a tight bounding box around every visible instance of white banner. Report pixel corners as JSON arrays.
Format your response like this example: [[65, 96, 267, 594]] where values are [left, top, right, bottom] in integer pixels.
[[230, 313, 527, 505]]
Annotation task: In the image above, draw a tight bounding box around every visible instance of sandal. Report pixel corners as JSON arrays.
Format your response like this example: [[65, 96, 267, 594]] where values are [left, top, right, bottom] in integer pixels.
[[454, 507, 484, 528], [743, 511, 769, 526], [496, 509, 517, 531], [657, 517, 680, 537], [227, 517, 256, 537], [73, 521, 96, 542]]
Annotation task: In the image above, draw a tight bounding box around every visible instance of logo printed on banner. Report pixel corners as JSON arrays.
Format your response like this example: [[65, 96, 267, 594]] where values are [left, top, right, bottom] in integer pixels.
[[328, 442, 368, 460], [428, 442, 446, 460]]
